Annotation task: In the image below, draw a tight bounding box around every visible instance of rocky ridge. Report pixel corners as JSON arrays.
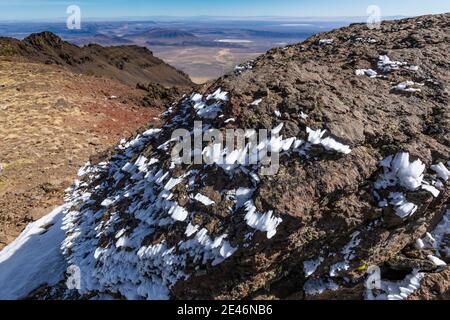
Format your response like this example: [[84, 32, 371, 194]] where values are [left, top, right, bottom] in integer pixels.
[[0, 32, 193, 88], [1, 13, 449, 300]]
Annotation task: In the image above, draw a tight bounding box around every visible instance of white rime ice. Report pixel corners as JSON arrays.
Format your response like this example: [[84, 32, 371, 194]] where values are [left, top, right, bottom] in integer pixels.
[[357, 55, 419, 80], [366, 270, 424, 300], [307, 127, 326, 145], [377, 55, 408, 73], [234, 61, 254, 74], [0, 87, 354, 299], [376, 152, 425, 191], [250, 98, 262, 106], [427, 255, 446, 267], [244, 201, 282, 239], [306, 127, 352, 154], [375, 153, 446, 219], [392, 81, 423, 93], [395, 202, 418, 219], [194, 193, 215, 206], [421, 184, 440, 198], [303, 278, 339, 296], [185, 223, 199, 237], [320, 137, 352, 154], [374, 152, 428, 218], [303, 257, 324, 277], [431, 162, 450, 181], [341, 231, 361, 261], [318, 39, 334, 45], [417, 210, 450, 260], [355, 69, 378, 77]]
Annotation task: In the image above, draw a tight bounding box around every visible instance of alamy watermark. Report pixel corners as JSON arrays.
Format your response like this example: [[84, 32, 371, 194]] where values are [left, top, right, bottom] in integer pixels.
[[66, 264, 81, 290], [367, 5, 382, 30], [66, 5, 81, 30], [365, 265, 382, 290]]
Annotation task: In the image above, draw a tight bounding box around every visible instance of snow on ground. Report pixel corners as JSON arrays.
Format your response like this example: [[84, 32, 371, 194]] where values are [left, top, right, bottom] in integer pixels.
[[0, 206, 67, 299]]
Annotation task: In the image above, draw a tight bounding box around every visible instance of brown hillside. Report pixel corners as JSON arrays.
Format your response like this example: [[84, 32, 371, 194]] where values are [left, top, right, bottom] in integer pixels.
[[0, 31, 194, 88], [0, 57, 163, 249]]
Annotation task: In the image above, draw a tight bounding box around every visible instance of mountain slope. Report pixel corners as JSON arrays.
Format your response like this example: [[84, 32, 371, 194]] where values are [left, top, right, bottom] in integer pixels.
[[0, 58, 162, 251], [1, 13, 449, 300], [0, 32, 193, 88]]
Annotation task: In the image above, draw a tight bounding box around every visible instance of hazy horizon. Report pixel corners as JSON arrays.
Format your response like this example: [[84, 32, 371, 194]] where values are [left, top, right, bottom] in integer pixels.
[[0, 0, 449, 21], [0, 14, 408, 23]]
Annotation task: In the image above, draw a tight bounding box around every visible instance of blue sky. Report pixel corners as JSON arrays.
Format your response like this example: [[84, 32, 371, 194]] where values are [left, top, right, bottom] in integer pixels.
[[1, 0, 449, 20]]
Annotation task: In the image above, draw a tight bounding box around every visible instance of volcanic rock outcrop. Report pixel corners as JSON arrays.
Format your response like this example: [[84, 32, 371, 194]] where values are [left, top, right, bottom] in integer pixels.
[[2, 13, 449, 300]]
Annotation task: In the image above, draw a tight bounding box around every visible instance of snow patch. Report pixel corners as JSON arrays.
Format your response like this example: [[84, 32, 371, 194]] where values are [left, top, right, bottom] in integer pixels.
[[0, 206, 67, 300]]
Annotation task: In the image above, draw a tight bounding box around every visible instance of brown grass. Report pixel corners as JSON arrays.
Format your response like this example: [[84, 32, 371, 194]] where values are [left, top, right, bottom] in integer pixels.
[[0, 59, 162, 248]]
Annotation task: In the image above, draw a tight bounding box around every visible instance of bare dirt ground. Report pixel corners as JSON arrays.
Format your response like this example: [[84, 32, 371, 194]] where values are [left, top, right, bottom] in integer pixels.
[[0, 58, 162, 249], [151, 46, 263, 83]]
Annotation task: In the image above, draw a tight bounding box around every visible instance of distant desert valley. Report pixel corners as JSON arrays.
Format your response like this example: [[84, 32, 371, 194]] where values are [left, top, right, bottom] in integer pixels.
[[0, 17, 358, 83]]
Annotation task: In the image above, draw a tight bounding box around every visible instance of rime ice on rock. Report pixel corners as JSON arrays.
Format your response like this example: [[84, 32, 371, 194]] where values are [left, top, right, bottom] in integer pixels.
[[392, 81, 423, 93], [235, 60, 254, 74], [375, 152, 425, 191], [431, 162, 450, 182], [303, 278, 339, 296], [193, 193, 215, 206], [416, 210, 450, 262], [303, 257, 324, 277], [244, 201, 282, 239], [306, 127, 351, 154], [250, 98, 262, 106], [365, 270, 424, 300], [2, 86, 354, 300], [377, 55, 408, 73], [374, 152, 445, 219], [318, 39, 334, 45], [356, 55, 419, 79], [355, 68, 378, 77]]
